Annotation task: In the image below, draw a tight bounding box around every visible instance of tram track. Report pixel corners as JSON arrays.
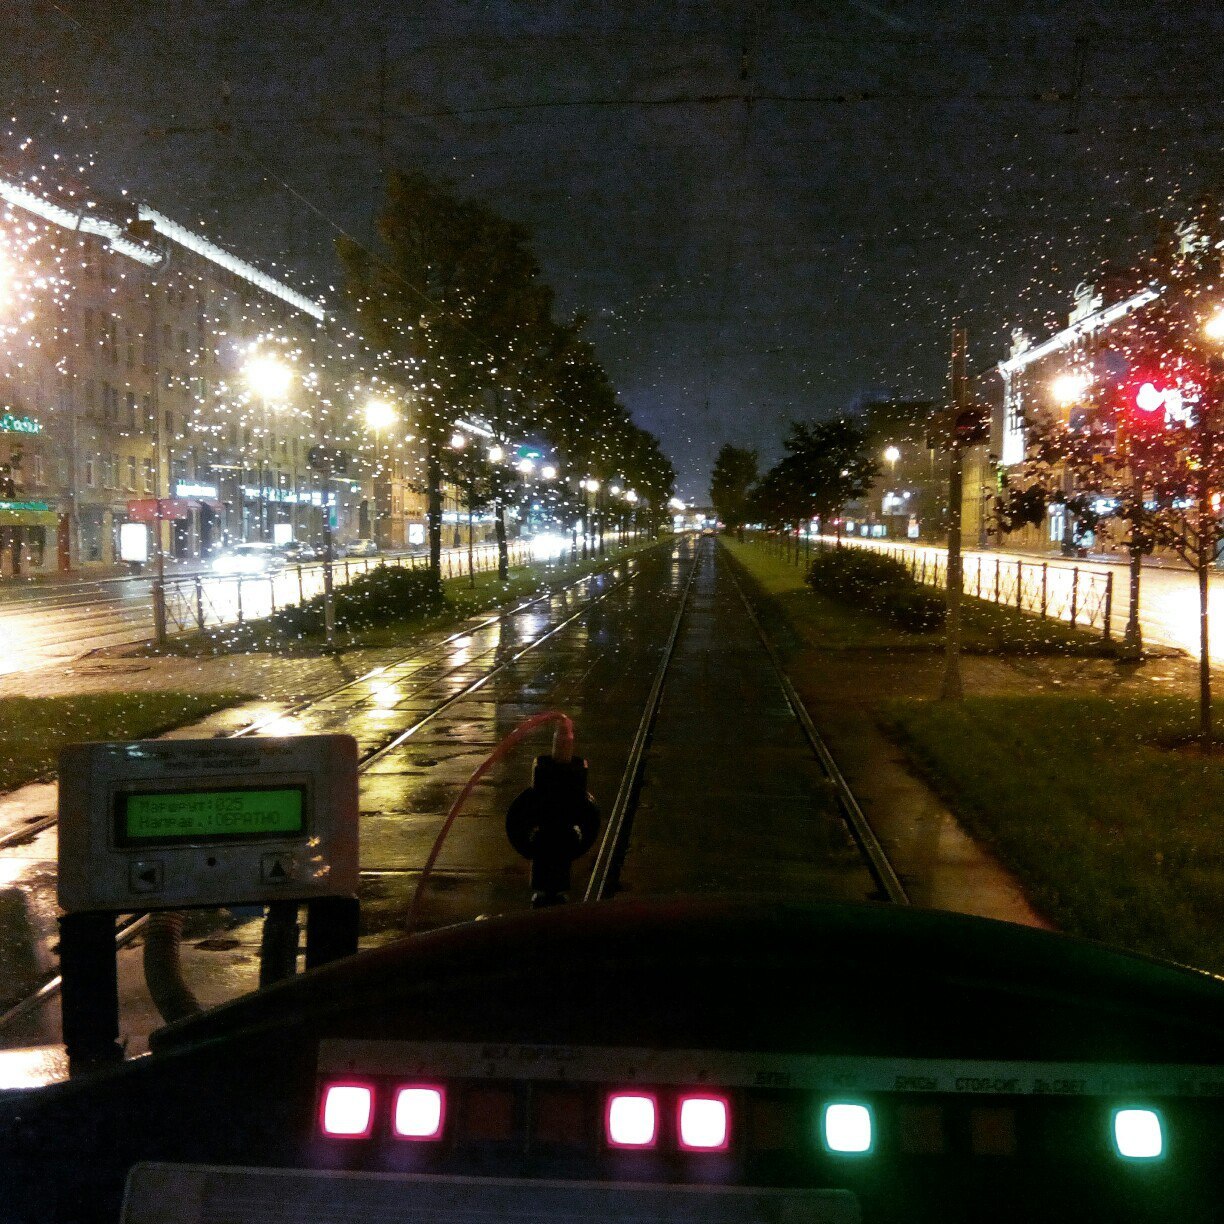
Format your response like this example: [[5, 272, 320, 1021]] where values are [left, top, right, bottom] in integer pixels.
[[0, 534, 905, 1046], [0, 543, 666, 1037], [0, 546, 655, 855], [585, 536, 909, 907]]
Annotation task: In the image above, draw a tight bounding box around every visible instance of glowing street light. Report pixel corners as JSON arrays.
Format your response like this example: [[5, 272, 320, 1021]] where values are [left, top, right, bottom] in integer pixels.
[[883, 444, 900, 469], [1051, 371, 1088, 407], [610, 483, 622, 496], [364, 398, 396, 431], [584, 478, 600, 493], [243, 353, 293, 401], [1204, 310, 1224, 345], [516, 457, 535, 474], [625, 489, 639, 503], [449, 431, 467, 450], [487, 444, 505, 463], [541, 464, 557, 481]]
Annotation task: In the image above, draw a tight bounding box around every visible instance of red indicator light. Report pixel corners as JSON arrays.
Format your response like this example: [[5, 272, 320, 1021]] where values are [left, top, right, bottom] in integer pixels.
[[320, 1082, 375, 1138], [678, 1095, 730, 1151], [606, 1092, 658, 1148], [393, 1085, 446, 1140]]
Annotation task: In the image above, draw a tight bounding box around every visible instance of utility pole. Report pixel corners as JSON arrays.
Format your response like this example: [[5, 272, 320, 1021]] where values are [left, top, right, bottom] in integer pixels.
[[150, 275, 167, 647], [940, 327, 969, 702], [321, 446, 336, 651]]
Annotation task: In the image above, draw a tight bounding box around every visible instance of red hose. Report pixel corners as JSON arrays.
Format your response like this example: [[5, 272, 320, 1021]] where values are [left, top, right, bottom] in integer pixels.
[[405, 710, 575, 932]]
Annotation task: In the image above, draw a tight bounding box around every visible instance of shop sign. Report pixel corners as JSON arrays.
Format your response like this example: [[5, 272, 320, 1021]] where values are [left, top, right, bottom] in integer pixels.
[[0, 412, 41, 435], [0, 499, 49, 512], [175, 481, 219, 499]]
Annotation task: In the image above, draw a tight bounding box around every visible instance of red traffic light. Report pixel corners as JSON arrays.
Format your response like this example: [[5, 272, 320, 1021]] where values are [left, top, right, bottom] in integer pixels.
[[1118, 371, 1175, 437]]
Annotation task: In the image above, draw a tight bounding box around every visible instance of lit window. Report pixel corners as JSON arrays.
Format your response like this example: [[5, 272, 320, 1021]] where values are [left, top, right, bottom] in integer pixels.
[[606, 1092, 657, 1148], [393, 1086, 445, 1140], [1112, 1108, 1163, 1160], [823, 1102, 873, 1154], [677, 1095, 730, 1151], [319, 1083, 374, 1138]]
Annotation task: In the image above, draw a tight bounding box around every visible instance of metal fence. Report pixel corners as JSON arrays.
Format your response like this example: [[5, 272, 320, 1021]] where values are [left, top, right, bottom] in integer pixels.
[[158, 541, 533, 636], [751, 530, 1115, 641]]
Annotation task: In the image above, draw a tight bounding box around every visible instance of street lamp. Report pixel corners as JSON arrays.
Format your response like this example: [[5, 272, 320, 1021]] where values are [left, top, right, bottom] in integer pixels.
[[365, 399, 397, 548], [1051, 371, 1088, 407], [243, 353, 293, 542], [541, 463, 557, 481], [1204, 310, 1224, 345], [244, 354, 293, 402], [883, 444, 900, 470], [487, 443, 505, 464], [243, 352, 338, 649], [449, 431, 467, 450]]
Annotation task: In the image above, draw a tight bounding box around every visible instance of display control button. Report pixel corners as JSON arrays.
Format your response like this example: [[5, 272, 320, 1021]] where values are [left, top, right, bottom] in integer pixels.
[[129, 860, 164, 894], [261, 852, 297, 884]]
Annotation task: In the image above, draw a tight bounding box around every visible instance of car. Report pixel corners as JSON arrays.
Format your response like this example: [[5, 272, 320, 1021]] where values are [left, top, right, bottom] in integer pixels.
[[279, 540, 319, 563], [345, 538, 379, 557], [210, 542, 286, 576]]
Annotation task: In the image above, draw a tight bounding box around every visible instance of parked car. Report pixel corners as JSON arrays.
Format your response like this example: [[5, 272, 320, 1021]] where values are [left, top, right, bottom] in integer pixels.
[[211, 542, 286, 576], [345, 538, 380, 558], [280, 540, 319, 563]]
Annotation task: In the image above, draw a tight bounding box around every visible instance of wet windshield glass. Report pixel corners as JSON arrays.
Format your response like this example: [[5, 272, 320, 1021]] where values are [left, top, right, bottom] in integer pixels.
[[2, 3, 1224, 1066]]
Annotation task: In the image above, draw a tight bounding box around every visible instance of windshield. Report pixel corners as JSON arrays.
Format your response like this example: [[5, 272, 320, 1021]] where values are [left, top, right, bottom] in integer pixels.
[[1, 3, 1224, 1063]]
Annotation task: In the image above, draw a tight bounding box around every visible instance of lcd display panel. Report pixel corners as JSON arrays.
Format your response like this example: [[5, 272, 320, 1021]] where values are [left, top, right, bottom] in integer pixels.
[[115, 786, 306, 846]]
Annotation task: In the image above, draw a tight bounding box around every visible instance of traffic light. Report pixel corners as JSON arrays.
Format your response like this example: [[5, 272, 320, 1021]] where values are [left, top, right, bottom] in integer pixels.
[[1118, 371, 1175, 439], [926, 403, 990, 450]]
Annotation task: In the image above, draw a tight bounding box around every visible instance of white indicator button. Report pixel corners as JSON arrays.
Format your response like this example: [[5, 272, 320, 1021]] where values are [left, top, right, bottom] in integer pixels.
[[320, 1083, 374, 1138], [1113, 1108, 1163, 1160], [394, 1086, 445, 1140], [678, 1095, 730, 1150], [606, 1093, 658, 1148], [823, 1102, 873, 1154]]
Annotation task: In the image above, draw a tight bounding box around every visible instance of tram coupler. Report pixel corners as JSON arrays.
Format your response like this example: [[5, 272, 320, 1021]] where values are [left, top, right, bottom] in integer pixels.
[[505, 754, 600, 906]]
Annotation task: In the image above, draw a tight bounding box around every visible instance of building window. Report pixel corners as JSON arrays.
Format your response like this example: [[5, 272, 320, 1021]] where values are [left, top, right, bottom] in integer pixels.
[[83, 458, 95, 488], [110, 454, 120, 488], [31, 455, 45, 485], [126, 456, 137, 489], [142, 392, 152, 426], [125, 327, 135, 368], [84, 380, 96, 410], [165, 410, 174, 436], [125, 391, 137, 430], [143, 458, 154, 492]]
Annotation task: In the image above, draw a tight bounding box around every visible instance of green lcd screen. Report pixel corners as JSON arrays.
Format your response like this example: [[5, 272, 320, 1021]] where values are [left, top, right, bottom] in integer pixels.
[[117, 787, 305, 845]]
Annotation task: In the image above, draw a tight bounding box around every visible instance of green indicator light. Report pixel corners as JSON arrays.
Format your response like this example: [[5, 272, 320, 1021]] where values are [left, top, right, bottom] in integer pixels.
[[822, 1102, 873, 1154], [1112, 1108, 1163, 1160]]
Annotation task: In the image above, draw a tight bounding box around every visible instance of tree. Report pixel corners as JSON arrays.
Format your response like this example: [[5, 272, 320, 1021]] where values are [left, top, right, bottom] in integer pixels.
[[753, 418, 878, 532], [1011, 205, 1224, 748], [709, 444, 757, 536], [338, 171, 554, 577]]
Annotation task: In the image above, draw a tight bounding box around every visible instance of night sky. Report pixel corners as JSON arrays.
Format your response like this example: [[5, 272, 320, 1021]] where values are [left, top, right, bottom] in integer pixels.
[[7, 1, 1224, 497]]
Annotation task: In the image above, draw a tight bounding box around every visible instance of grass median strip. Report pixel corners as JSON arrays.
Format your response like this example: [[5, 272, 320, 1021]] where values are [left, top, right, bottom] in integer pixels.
[[0, 693, 251, 793], [885, 694, 1224, 973], [722, 536, 1110, 655]]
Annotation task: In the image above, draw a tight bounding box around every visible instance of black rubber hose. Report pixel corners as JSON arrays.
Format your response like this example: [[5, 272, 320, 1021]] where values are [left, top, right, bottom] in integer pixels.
[[142, 910, 202, 1023]]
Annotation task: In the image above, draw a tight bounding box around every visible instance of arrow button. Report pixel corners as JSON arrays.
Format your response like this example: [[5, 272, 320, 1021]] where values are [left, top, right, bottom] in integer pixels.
[[129, 860, 165, 894], [261, 852, 298, 885]]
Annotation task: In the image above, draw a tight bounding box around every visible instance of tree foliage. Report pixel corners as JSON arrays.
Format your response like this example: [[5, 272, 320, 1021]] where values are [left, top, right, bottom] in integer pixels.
[[709, 444, 758, 530], [749, 418, 878, 528]]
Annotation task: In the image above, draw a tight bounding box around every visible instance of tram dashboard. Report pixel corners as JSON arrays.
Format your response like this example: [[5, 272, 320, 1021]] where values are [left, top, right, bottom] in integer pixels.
[[1, 897, 1222, 1223]]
